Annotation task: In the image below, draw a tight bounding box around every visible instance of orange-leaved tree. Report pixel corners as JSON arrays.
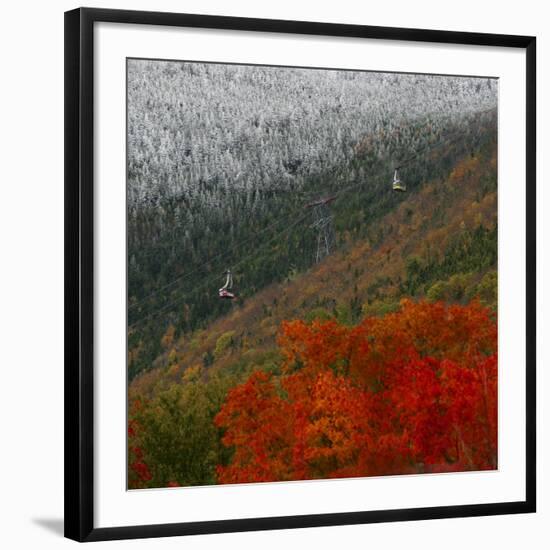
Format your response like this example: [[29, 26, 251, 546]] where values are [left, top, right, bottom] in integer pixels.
[[215, 299, 497, 483]]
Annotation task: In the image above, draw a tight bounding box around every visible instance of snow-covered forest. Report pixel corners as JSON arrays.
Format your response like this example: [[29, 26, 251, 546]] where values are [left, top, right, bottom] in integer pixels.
[[127, 59, 498, 379], [128, 60, 497, 206]]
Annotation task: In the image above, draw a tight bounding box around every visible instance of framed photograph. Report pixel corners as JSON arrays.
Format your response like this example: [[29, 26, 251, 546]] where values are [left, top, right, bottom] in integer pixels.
[[65, 7, 536, 542]]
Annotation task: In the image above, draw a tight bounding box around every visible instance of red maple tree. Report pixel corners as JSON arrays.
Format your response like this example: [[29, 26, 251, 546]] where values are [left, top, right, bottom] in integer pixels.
[[215, 300, 497, 483]]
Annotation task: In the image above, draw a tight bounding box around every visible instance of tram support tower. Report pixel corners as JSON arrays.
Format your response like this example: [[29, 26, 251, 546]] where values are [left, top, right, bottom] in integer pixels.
[[306, 196, 336, 263]]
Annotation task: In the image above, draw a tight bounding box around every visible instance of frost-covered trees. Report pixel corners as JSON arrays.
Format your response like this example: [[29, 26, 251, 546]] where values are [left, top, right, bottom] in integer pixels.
[[127, 60, 497, 207]]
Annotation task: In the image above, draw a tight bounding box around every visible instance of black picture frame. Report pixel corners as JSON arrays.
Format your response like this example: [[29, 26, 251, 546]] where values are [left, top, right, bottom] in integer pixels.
[[65, 7, 537, 542]]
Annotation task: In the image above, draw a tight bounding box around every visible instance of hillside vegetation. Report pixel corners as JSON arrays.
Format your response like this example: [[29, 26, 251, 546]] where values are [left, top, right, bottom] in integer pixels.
[[130, 137, 496, 399], [128, 137, 498, 488], [127, 63, 497, 379], [127, 61, 498, 488]]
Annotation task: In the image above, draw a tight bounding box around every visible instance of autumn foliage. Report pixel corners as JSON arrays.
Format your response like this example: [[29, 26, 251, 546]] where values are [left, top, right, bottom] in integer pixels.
[[128, 401, 154, 488], [215, 300, 497, 483]]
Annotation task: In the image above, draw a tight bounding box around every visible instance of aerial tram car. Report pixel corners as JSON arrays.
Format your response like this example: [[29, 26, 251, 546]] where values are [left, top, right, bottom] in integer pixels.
[[218, 269, 236, 299], [392, 168, 407, 192]]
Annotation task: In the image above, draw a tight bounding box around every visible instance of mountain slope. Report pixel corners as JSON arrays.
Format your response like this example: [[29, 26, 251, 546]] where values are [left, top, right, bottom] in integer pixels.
[[129, 139, 497, 400], [127, 63, 497, 380]]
